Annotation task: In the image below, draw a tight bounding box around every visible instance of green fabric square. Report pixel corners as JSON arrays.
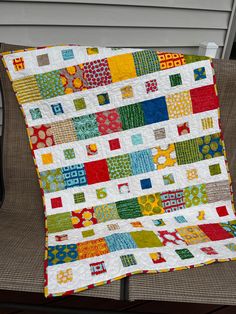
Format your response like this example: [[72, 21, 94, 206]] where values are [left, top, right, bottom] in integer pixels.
[[73, 192, 85, 204], [107, 154, 132, 179], [47, 212, 73, 233], [120, 254, 137, 267], [40, 168, 65, 193], [169, 73, 182, 87], [73, 98, 86, 110], [163, 173, 175, 185], [63, 148, 75, 160], [184, 184, 208, 208], [118, 103, 144, 130], [82, 229, 95, 238], [116, 198, 142, 219], [209, 163, 221, 176], [130, 230, 163, 248], [175, 248, 194, 260], [35, 70, 64, 99], [94, 203, 119, 222], [184, 55, 209, 64], [175, 139, 202, 165], [133, 50, 160, 76]]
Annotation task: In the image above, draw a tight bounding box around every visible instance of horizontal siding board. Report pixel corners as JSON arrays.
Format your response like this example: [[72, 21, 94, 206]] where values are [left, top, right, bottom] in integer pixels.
[[156, 47, 223, 58], [0, 26, 226, 47], [2, 0, 233, 11], [0, 3, 230, 29]]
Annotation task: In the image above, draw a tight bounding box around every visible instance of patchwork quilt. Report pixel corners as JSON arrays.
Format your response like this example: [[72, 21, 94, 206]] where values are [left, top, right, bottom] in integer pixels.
[[1, 45, 236, 297]]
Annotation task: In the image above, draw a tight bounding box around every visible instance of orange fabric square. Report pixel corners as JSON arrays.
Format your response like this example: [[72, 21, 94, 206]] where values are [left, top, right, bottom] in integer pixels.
[[13, 57, 25, 71], [77, 238, 109, 260], [41, 153, 53, 164]]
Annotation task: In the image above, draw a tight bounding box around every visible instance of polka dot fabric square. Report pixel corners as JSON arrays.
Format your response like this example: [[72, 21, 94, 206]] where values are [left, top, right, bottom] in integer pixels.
[[2, 45, 235, 298]]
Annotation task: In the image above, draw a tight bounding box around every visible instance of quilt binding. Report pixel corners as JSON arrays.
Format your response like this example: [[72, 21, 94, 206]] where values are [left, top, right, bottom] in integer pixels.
[[1, 45, 236, 298]]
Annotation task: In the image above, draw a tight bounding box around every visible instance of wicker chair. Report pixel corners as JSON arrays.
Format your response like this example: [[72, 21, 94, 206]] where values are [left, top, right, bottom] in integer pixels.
[[0, 43, 236, 310]]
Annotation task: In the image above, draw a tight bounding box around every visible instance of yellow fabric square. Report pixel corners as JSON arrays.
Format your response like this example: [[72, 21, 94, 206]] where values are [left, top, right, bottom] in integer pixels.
[[166, 90, 193, 119], [152, 144, 177, 170], [186, 169, 198, 180], [137, 193, 164, 215], [176, 226, 210, 245], [107, 53, 137, 83], [121, 85, 133, 99], [13, 76, 42, 105], [42, 153, 53, 165]]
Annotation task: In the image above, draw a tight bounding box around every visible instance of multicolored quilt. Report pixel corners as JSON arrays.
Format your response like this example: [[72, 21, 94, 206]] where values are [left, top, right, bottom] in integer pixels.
[[1, 45, 236, 297]]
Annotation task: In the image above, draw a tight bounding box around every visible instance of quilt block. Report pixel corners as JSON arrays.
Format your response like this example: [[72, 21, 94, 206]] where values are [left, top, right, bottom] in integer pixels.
[[1, 45, 236, 297]]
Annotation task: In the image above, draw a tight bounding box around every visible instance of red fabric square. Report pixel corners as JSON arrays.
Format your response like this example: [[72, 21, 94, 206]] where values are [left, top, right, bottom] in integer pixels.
[[145, 79, 158, 93], [72, 207, 97, 228], [96, 109, 122, 135], [83, 58, 112, 89], [190, 85, 219, 114], [51, 197, 62, 208], [177, 122, 190, 135], [201, 247, 218, 255], [199, 223, 233, 241], [84, 159, 110, 184], [109, 138, 121, 150], [216, 206, 229, 217], [28, 124, 55, 150]]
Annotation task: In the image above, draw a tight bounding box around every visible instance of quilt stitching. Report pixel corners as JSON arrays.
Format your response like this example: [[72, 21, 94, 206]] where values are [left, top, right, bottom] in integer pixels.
[[1, 45, 235, 298]]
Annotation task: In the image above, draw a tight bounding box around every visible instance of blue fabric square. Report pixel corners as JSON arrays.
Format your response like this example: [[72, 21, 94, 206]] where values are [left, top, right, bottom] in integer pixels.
[[29, 108, 42, 120], [72, 114, 100, 140], [48, 244, 78, 266], [130, 149, 155, 175], [131, 133, 143, 145], [175, 216, 187, 223], [140, 178, 152, 189], [194, 67, 206, 81], [62, 164, 87, 188], [141, 97, 169, 125], [105, 233, 137, 252], [61, 49, 75, 60], [51, 103, 64, 115], [97, 93, 110, 105], [153, 219, 165, 226]]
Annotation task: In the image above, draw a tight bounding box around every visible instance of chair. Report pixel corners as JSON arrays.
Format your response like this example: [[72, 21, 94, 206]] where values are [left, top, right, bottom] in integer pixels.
[[0, 42, 236, 310]]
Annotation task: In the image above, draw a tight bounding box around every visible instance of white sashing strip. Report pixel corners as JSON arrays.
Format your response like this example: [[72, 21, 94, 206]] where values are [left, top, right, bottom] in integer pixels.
[[22, 59, 213, 126], [44, 156, 228, 216], [47, 200, 235, 246], [35, 109, 219, 172], [3, 46, 142, 81], [47, 236, 236, 295]]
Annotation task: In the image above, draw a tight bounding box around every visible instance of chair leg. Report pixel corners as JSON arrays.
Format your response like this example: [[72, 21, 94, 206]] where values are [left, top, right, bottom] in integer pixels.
[[120, 277, 129, 301]]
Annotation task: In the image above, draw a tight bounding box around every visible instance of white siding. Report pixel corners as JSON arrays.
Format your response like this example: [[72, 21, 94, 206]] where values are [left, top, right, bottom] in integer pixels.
[[0, 0, 233, 50], [0, 0, 235, 133]]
